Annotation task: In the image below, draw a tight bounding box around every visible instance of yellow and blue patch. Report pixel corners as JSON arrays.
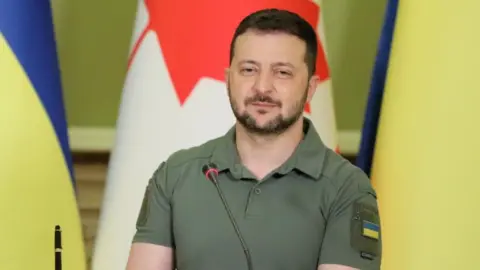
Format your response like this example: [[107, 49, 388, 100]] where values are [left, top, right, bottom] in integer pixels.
[[362, 220, 380, 240]]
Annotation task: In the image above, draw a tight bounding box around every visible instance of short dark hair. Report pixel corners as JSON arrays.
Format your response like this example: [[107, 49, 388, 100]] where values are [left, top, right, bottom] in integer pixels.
[[229, 8, 318, 76]]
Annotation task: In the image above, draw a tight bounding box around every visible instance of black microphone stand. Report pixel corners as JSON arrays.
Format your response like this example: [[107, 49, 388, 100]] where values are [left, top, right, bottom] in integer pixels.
[[203, 164, 254, 270]]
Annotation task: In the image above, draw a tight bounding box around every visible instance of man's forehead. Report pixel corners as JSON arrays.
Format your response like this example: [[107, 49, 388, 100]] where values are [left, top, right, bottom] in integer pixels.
[[235, 30, 305, 46], [232, 31, 307, 64]]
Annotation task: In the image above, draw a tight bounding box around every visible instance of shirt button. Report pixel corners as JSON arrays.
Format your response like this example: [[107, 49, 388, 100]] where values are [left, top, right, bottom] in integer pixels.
[[254, 188, 261, 195]]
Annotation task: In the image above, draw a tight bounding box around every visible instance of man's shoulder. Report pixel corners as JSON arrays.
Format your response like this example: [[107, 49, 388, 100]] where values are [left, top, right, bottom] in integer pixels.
[[320, 148, 373, 192], [149, 135, 225, 191], [163, 135, 224, 170]]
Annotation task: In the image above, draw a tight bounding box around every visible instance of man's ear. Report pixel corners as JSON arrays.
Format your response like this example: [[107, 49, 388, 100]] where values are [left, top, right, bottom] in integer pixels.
[[306, 75, 320, 103], [224, 68, 230, 85]]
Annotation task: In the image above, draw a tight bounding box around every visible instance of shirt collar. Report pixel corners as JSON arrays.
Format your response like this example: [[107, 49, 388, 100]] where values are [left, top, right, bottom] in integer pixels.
[[210, 117, 327, 180]]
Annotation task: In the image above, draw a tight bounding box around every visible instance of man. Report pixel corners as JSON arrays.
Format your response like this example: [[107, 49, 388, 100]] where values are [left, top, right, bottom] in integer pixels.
[[126, 8, 381, 270]]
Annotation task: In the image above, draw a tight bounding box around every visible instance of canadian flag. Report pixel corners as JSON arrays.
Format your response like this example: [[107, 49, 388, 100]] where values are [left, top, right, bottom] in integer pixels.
[[91, 1, 338, 269]]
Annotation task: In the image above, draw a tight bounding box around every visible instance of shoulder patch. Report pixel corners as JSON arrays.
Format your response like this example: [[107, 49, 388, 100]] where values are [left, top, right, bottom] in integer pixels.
[[350, 199, 381, 260]]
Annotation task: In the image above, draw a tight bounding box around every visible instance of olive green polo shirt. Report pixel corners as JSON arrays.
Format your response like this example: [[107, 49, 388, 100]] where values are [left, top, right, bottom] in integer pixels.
[[133, 118, 381, 270]]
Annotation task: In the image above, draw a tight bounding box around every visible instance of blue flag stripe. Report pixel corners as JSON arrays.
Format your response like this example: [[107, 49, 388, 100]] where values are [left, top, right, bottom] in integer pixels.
[[363, 221, 380, 232], [0, 0, 74, 182], [356, 0, 399, 176]]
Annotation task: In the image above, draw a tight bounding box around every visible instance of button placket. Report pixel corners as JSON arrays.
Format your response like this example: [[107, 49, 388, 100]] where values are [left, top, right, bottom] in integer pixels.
[[244, 183, 264, 217]]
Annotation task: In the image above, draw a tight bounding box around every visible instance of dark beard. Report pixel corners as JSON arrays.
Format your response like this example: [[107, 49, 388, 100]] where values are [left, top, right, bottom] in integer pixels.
[[228, 87, 308, 136]]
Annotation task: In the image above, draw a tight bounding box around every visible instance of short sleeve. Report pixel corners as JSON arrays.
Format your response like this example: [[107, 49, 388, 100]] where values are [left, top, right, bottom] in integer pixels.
[[319, 170, 382, 270], [132, 162, 174, 248]]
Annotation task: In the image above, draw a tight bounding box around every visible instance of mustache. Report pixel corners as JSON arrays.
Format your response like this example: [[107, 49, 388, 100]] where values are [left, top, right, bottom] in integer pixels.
[[244, 94, 282, 107]]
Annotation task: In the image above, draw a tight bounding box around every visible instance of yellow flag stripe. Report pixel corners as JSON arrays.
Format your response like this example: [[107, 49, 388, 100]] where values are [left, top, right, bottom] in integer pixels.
[[371, 1, 480, 269], [0, 34, 86, 270], [0, 0, 75, 182], [363, 229, 379, 240]]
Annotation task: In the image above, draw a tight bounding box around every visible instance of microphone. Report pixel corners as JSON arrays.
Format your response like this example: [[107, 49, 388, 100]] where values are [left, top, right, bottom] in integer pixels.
[[202, 163, 253, 270], [54, 225, 62, 270]]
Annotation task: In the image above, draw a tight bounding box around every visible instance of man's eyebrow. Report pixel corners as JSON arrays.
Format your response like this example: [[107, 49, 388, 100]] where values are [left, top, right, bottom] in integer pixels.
[[238, 60, 259, 65], [271, 62, 295, 68], [238, 60, 295, 68]]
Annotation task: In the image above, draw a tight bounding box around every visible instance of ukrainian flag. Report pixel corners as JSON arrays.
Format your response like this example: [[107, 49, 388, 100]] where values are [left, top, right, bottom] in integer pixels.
[[356, 0, 398, 178], [0, 1, 86, 270], [358, 0, 480, 269]]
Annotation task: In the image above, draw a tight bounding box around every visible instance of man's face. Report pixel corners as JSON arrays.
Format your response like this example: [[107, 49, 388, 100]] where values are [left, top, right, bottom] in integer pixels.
[[226, 30, 318, 135]]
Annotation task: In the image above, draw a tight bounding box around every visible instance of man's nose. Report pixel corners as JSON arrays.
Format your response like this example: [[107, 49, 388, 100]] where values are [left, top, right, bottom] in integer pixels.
[[253, 71, 274, 93]]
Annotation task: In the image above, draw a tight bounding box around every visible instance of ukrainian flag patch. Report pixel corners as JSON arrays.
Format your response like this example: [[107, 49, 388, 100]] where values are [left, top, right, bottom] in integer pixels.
[[362, 220, 380, 240]]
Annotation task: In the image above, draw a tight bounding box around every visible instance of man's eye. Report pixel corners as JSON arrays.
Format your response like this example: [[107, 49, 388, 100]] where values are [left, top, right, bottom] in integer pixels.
[[276, 70, 292, 77], [240, 68, 256, 75]]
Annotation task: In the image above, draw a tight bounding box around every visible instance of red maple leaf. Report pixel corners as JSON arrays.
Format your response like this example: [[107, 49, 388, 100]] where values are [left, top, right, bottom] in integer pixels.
[[129, 0, 330, 113]]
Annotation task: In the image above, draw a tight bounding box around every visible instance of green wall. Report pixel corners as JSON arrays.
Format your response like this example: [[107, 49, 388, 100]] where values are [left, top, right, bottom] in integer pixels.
[[323, 0, 387, 130], [52, 0, 387, 130]]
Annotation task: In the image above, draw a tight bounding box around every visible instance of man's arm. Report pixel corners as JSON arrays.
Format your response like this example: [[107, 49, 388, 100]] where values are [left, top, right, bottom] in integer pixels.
[[126, 162, 175, 270], [126, 243, 173, 270], [318, 168, 382, 270], [318, 264, 358, 270]]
